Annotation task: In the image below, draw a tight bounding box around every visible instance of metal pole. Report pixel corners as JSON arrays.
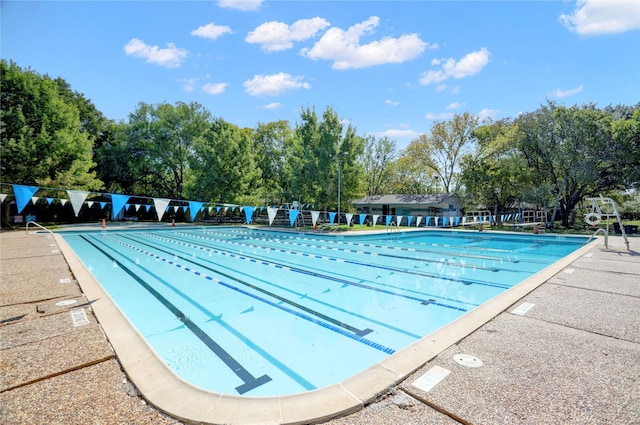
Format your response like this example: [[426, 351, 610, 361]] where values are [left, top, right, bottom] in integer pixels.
[[337, 156, 341, 228]]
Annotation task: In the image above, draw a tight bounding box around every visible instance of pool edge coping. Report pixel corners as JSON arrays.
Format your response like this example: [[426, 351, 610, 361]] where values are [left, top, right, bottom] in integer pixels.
[[53, 231, 600, 425]]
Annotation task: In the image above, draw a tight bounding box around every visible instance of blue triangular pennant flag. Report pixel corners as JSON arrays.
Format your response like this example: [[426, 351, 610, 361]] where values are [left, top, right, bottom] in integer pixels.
[[188, 201, 204, 222], [100, 202, 107, 209], [407, 216, 413, 227], [385, 215, 392, 226], [328, 212, 336, 224], [111, 194, 130, 218], [289, 210, 300, 226], [12, 184, 39, 213], [46, 197, 54, 205], [359, 214, 367, 226], [243, 206, 255, 224]]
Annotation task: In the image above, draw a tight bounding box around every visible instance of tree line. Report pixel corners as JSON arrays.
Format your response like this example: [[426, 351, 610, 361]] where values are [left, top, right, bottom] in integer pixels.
[[2, 59, 638, 227]]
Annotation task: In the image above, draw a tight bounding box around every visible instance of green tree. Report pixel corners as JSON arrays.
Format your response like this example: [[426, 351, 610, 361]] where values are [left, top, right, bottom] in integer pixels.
[[286, 106, 364, 210], [515, 102, 623, 227], [126, 101, 211, 199], [0, 59, 102, 189], [460, 119, 534, 222], [611, 107, 640, 188], [361, 136, 397, 196], [253, 120, 292, 204], [403, 112, 479, 193], [189, 118, 261, 204]]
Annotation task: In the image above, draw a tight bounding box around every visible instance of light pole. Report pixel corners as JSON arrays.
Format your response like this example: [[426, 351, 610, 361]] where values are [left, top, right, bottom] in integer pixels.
[[337, 151, 348, 227]]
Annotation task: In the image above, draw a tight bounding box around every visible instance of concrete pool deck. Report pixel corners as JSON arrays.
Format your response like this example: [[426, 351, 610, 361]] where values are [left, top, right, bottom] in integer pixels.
[[1, 226, 638, 424]]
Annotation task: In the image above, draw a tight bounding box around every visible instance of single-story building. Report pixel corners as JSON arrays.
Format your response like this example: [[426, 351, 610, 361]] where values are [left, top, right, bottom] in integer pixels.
[[351, 193, 462, 224]]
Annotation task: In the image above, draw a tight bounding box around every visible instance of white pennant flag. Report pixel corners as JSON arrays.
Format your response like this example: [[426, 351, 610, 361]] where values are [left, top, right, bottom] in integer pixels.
[[416, 216, 423, 227], [87, 201, 94, 208], [31, 196, 39, 204], [0, 194, 7, 203], [66, 190, 89, 217], [153, 198, 170, 221], [310, 211, 320, 228], [267, 207, 278, 225], [60, 199, 68, 206], [345, 213, 353, 226], [372, 214, 380, 225], [396, 215, 403, 226]]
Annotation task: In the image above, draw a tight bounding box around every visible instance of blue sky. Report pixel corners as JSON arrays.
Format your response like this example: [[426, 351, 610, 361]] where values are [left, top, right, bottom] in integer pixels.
[[3, 0, 639, 149]]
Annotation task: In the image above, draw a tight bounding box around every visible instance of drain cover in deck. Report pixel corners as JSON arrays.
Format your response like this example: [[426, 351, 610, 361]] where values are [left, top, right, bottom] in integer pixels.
[[453, 354, 483, 368]]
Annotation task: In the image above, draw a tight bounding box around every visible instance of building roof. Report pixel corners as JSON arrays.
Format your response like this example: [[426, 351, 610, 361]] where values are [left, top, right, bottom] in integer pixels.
[[352, 193, 458, 206]]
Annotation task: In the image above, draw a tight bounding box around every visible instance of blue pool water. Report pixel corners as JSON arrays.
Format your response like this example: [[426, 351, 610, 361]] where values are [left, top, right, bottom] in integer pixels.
[[61, 227, 589, 396]]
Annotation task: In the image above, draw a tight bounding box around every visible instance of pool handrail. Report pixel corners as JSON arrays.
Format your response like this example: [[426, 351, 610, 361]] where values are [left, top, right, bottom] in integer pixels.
[[26, 221, 54, 235]]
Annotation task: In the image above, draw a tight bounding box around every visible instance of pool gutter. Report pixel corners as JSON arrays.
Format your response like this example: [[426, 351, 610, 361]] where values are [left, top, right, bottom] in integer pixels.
[[54, 231, 599, 425]]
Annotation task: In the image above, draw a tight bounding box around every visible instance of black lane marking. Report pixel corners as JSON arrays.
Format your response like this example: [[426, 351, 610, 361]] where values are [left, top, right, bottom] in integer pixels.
[[120, 234, 374, 337], [80, 235, 272, 394], [169, 232, 472, 310]]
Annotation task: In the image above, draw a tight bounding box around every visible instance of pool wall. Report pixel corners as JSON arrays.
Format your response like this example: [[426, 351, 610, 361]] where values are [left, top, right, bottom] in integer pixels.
[[54, 228, 599, 425]]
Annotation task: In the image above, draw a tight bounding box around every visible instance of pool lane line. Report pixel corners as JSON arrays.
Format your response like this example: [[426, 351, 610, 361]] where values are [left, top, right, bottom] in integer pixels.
[[216, 228, 531, 261], [148, 232, 473, 311], [228, 228, 579, 266], [205, 228, 510, 262], [176, 231, 511, 292], [199, 228, 542, 272], [122, 234, 423, 340], [79, 235, 276, 394], [104, 234, 396, 356], [118, 234, 375, 338]]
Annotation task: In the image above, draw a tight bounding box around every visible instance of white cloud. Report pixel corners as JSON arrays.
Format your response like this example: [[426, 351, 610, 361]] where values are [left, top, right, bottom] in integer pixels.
[[203, 82, 228, 95], [419, 48, 490, 85], [552, 84, 584, 98], [243, 72, 311, 96], [477, 108, 499, 120], [246, 18, 330, 52], [263, 102, 282, 109], [435, 84, 447, 92], [374, 129, 421, 140], [560, 0, 640, 35], [181, 77, 199, 92], [301, 16, 431, 70], [191, 23, 233, 40], [385, 99, 399, 106], [425, 112, 454, 120], [218, 0, 262, 11], [446, 101, 465, 110], [124, 38, 188, 68]]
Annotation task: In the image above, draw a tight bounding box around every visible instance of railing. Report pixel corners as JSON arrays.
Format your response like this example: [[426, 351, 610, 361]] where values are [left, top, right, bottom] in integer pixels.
[[26, 221, 54, 235]]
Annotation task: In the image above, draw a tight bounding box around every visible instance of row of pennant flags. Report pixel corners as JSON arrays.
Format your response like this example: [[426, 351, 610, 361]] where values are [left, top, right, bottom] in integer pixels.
[[1, 184, 521, 228]]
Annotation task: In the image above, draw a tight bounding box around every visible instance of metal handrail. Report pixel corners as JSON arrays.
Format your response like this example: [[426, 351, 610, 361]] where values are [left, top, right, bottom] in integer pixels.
[[26, 221, 54, 235]]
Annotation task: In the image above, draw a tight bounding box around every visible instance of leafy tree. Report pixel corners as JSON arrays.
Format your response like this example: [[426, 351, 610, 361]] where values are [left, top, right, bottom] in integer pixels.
[[126, 101, 211, 199], [390, 154, 431, 194], [515, 102, 624, 227], [611, 107, 640, 188], [189, 118, 261, 204], [0, 59, 102, 190], [460, 119, 534, 221], [361, 136, 397, 196], [253, 120, 293, 204], [286, 106, 364, 210], [403, 112, 479, 193]]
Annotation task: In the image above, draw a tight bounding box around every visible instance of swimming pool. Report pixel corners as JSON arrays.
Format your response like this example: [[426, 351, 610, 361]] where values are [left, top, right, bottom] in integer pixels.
[[59, 227, 590, 399]]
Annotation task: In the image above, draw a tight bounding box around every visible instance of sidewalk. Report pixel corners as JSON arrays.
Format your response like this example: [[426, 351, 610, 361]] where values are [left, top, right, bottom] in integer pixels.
[[1, 229, 638, 424]]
